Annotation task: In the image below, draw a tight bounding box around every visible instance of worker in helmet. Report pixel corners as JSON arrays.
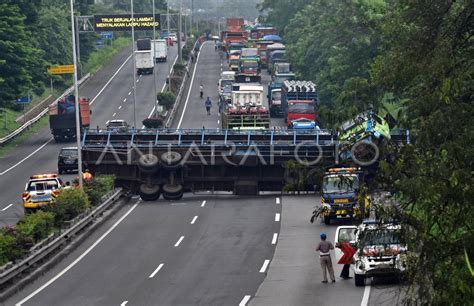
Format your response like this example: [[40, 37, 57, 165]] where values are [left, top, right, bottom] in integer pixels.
[[82, 169, 93, 184], [315, 232, 335, 283]]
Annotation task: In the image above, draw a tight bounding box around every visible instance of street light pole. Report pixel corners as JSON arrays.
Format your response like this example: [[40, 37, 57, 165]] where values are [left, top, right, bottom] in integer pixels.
[[69, 0, 83, 189], [131, 0, 138, 129], [152, 0, 158, 117]]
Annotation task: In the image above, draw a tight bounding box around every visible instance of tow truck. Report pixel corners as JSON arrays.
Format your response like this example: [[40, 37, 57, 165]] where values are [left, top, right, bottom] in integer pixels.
[[335, 220, 407, 286], [320, 167, 366, 224], [22, 174, 64, 212]]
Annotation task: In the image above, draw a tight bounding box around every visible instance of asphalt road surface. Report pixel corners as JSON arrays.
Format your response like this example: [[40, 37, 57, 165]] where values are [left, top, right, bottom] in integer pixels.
[[3, 41, 401, 306], [0, 45, 178, 227]]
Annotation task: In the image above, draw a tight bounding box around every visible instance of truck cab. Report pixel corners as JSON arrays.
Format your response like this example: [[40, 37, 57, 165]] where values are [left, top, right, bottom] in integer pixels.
[[335, 220, 407, 286], [321, 167, 364, 224], [22, 174, 64, 212]]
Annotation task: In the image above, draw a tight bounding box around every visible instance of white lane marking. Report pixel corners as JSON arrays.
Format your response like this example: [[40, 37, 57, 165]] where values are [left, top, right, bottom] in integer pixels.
[[217, 119, 220, 124], [0, 53, 132, 176], [276, 197, 280, 204], [136, 78, 140, 83], [361, 284, 371, 306], [148, 263, 164, 278], [275, 213, 281, 222], [174, 236, 185, 247], [0, 139, 53, 176], [259, 259, 270, 273], [239, 295, 251, 306], [112, 112, 116, 117], [191, 216, 198, 224], [142, 54, 179, 127], [123, 98, 127, 103], [128, 91, 131, 95], [118, 105, 122, 110], [15, 201, 140, 305], [1, 203, 13, 211], [121, 301, 128, 306], [177, 41, 207, 128], [271, 233, 278, 245], [201, 200, 206, 207], [90, 53, 133, 105]]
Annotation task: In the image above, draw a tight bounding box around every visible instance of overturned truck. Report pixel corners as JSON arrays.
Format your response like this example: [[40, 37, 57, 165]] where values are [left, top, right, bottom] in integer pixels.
[[82, 129, 336, 200], [81, 126, 409, 201]]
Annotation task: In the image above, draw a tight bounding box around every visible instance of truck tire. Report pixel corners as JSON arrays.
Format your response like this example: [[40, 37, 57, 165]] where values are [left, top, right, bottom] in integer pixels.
[[138, 154, 159, 173], [160, 151, 182, 170], [355, 274, 365, 287], [139, 183, 160, 201], [324, 215, 331, 225], [162, 183, 184, 200]]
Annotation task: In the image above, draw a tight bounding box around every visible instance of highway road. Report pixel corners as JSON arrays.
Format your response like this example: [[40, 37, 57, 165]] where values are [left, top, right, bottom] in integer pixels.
[[0, 45, 178, 227], [3, 41, 401, 306]]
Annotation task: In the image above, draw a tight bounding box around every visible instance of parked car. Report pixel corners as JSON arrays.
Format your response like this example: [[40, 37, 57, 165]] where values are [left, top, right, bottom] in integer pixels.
[[106, 119, 129, 131], [58, 147, 79, 174]]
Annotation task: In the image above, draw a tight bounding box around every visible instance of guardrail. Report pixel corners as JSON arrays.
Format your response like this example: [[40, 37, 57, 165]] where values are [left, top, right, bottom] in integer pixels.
[[0, 73, 91, 146], [0, 188, 122, 288], [165, 40, 200, 128]]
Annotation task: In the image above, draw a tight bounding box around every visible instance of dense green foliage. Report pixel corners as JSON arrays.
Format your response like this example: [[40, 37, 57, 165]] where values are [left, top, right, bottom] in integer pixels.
[[84, 175, 115, 206], [0, 211, 55, 266], [46, 188, 90, 227], [0, 0, 167, 109], [262, 0, 473, 303]]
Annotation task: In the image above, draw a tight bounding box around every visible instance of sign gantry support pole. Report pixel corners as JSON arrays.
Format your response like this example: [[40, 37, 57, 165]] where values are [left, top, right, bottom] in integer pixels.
[[69, 0, 83, 189], [131, 0, 138, 129], [153, 0, 159, 118]]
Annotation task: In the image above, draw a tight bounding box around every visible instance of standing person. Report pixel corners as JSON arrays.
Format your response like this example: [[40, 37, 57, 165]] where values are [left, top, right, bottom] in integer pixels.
[[315, 233, 336, 283], [205, 97, 212, 115], [336, 231, 356, 279], [200, 84, 204, 99]]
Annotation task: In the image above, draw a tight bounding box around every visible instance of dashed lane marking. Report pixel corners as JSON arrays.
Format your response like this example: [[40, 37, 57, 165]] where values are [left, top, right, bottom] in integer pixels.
[[201, 200, 206, 207], [275, 213, 281, 222], [272, 233, 278, 245], [191, 216, 198, 224], [1, 203, 13, 211], [16, 201, 141, 305], [259, 259, 270, 273], [276, 197, 280, 204], [174, 236, 185, 247], [239, 295, 251, 306], [148, 263, 164, 278]]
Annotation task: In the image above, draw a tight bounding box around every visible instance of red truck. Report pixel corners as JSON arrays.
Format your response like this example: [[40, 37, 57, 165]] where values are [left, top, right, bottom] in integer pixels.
[[281, 80, 319, 129], [221, 18, 247, 52], [48, 95, 90, 142]]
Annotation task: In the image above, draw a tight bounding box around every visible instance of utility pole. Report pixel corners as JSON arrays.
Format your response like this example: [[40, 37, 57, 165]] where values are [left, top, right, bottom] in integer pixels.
[[191, 0, 193, 36], [152, 0, 158, 117], [74, 16, 82, 78], [69, 0, 83, 189], [131, 0, 138, 129], [178, 12, 182, 63]]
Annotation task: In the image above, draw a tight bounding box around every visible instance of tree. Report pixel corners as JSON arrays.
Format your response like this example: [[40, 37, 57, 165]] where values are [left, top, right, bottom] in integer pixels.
[[372, 0, 474, 303], [0, 3, 35, 107]]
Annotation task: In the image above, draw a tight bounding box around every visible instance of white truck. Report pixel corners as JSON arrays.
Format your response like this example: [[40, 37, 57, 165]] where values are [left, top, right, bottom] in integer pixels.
[[335, 220, 407, 286], [153, 39, 168, 62], [135, 49, 154, 75], [222, 85, 270, 130]]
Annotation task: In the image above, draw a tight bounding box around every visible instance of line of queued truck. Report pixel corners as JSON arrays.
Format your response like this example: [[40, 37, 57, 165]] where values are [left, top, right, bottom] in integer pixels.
[[218, 18, 319, 130]]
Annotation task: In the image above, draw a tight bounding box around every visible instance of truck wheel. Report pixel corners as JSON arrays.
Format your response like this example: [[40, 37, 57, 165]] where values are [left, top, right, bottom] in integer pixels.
[[355, 274, 365, 287], [139, 184, 160, 201], [324, 215, 331, 225], [138, 154, 159, 173], [160, 151, 182, 170], [162, 183, 184, 200]]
